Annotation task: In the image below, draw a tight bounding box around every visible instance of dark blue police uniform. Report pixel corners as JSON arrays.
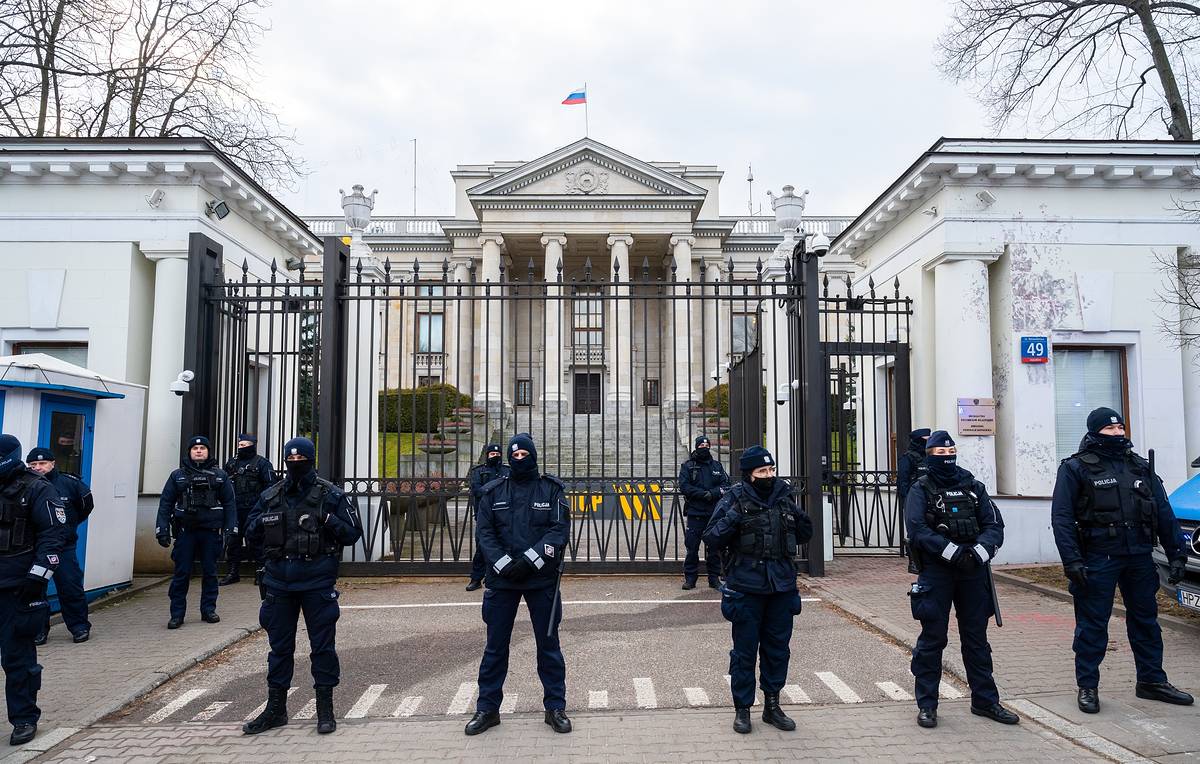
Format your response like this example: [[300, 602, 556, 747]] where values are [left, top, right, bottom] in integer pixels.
[[704, 445, 812, 734], [466, 434, 571, 736], [678, 436, 731, 589], [243, 437, 362, 735], [222, 435, 276, 578], [26, 450, 93, 642], [896, 428, 930, 508], [1050, 408, 1193, 711], [467, 447, 508, 587], [0, 435, 68, 745], [155, 436, 237, 625]]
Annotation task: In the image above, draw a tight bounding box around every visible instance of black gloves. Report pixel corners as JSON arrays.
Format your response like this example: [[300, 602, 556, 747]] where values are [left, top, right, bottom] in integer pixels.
[[1064, 561, 1088, 588], [19, 577, 48, 605], [503, 554, 534, 582], [157, 535, 171, 548], [1168, 557, 1187, 585], [953, 546, 978, 571]]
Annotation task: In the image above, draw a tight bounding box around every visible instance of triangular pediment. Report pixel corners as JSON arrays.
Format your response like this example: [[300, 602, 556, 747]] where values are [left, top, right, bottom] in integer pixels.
[[467, 138, 708, 199]]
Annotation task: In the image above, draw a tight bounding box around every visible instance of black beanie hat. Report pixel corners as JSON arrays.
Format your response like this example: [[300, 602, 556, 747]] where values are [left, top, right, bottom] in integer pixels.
[[1087, 407, 1124, 434], [0, 434, 21, 459], [926, 430, 955, 450], [283, 437, 317, 461], [739, 445, 775, 472], [508, 433, 537, 462], [26, 447, 55, 463], [188, 435, 211, 450], [695, 435, 711, 449], [236, 433, 258, 444], [485, 443, 501, 456]]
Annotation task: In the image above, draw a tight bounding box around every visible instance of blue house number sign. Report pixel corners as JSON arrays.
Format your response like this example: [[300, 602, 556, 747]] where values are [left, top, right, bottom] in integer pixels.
[[1021, 336, 1049, 364]]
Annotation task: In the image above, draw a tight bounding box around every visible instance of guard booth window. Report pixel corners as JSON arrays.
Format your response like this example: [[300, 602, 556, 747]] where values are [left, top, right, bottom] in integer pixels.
[[1053, 346, 1129, 461]]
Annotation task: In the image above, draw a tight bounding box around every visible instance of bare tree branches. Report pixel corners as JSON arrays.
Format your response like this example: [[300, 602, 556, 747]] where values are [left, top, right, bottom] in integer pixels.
[[0, 0, 301, 189], [1155, 242, 1200, 353], [939, 1, 1200, 140]]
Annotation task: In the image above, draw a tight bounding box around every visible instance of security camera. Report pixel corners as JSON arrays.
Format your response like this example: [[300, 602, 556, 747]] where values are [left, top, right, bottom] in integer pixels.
[[169, 370, 194, 396], [976, 190, 997, 207], [145, 188, 166, 208], [921, 206, 938, 217], [284, 255, 302, 270], [205, 200, 230, 220], [775, 383, 791, 405]]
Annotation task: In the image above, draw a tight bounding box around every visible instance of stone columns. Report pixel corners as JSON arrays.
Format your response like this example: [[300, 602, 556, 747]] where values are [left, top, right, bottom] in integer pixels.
[[667, 234, 697, 411], [702, 261, 722, 400], [607, 234, 634, 414], [141, 243, 189, 493], [541, 234, 568, 415], [451, 260, 472, 394], [929, 253, 999, 490], [476, 233, 505, 411]]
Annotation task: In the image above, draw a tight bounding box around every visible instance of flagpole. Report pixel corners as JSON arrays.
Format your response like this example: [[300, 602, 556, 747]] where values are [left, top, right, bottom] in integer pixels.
[[584, 81, 589, 137]]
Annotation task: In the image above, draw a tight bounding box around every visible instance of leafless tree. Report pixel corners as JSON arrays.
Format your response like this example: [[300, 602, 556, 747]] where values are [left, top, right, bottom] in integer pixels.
[[0, 0, 301, 189], [939, 1, 1200, 140], [1156, 228, 1200, 358]]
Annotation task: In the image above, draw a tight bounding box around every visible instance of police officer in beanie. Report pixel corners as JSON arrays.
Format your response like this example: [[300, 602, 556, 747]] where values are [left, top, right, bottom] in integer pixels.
[[25, 447, 93, 645], [155, 435, 237, 629], [678, 435, 731, 590], [465, 433, 571, 737], [242, 437, 362, 735], [0, 434, 68, 746], [466, 444, 508, 592], [896, 428, 931, 508], [906, 430, 1018, 729], [220, 434, 277, 585], [704, 445, 812, 734], [1051, 407, 1193, 714]]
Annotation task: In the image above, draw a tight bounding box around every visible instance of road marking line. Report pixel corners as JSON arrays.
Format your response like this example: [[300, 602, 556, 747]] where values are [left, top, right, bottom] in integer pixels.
[[293, 698, 317, 719], [393, 696, 423, 717], [245, 687, 297, 721], [346, 684, 387, 719], [146, 689, 207, 723], [341, 598, 822, 610], [939, 684, 964, 699], [188, 701, 230, 722], [782, 684, 812, 704], [588, 690, 608, 709], [446, 681, 477, 715], [500, 693, 518, 714], [876, 681, 914, 701], [1008, 698, 1152, 764], [633, 677, 657, 709], [683, 687, 710, 706], [816, 672, 863, 703]]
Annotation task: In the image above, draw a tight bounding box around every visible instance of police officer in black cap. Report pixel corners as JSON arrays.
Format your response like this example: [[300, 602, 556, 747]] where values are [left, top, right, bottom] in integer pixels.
[[25, 447, 93, 645], [678, 435, 731, 590], [465, 433, 571, 737], [704, 445, 812, 734], [1051, 407, 1193, 714], [906, 430, 1018, 729], [0, 434, 68, 746], [897, 428, 931, 509], [220, 433, 276, 585], [155, 435, 237, 629], [242, 436, 362, 736], [466, 443, 508, 592]]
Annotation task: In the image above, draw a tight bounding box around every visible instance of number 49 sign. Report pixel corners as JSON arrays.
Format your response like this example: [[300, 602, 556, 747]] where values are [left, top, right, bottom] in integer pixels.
[[1021, 336, 1049, 364]]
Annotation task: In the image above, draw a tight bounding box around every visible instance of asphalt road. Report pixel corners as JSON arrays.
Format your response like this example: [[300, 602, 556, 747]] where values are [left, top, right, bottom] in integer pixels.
[[111, 576, 961, 726]]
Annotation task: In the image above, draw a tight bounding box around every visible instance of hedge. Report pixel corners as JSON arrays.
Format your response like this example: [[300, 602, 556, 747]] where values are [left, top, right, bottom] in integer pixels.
[[379, 383, 471, 433]]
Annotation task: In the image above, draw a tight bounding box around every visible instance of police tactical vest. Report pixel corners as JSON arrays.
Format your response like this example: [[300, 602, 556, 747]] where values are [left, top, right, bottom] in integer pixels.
[[734, 493, 798, 562], [229, 459, 267, 499], [917, 476, 982, 543], [0, 471, 43, 554], [1069, 451, 1157, 534], [180, 471, 220, 517], [258, 478, 339, 559]]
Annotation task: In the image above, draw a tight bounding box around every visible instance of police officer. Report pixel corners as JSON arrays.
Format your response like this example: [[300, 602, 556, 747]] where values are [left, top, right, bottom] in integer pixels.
[[25, 448, 93, 645], [704, 445, 812, 735], [465, 433, 571, 736], [906, 430, 1018, 729], [0, 434, 68, 746], [242, 437, 362, 736], [897, 428, 931, 508], [155, 435, 237, 629], [220, 434, 276, 585], [678, 435, 731, 590], [1050, 407, 1194, 714], [466, 444, 508, 592]]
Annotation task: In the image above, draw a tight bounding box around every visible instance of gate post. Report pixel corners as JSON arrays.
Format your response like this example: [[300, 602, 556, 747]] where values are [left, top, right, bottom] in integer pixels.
[[180, 233, 224, 458], [797, 239, 827, 576], [317, 237, 349, 482]]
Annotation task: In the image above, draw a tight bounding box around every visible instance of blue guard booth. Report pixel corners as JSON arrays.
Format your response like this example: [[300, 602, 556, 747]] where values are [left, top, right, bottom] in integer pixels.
[[0, 354, 146, 606]]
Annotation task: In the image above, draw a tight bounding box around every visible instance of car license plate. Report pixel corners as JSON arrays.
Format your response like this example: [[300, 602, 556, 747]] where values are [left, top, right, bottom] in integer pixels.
[[1178, 586, 1200, 613]]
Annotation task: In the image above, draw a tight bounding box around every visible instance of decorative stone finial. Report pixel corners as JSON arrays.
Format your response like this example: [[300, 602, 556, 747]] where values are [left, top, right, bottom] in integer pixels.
[[767, 184, 809, 234], [340, 184, 378, 234]]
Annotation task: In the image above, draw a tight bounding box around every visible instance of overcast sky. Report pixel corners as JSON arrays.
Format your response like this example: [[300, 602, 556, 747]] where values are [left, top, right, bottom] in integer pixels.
[[257, 0, 991, 219]]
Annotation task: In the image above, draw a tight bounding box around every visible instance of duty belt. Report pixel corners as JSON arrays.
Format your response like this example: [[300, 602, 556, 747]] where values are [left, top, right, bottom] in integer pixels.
[[279, 553, 337, 561]]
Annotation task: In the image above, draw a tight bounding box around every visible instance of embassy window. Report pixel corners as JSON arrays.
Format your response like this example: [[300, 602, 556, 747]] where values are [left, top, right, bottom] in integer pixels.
[[1053, 346, 1129, 460], [417, 313, 443, 353]]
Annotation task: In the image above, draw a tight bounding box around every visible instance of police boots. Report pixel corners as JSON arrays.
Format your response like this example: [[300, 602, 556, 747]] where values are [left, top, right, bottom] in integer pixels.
[[315, 685, 337, 734], [242, 687, 289, 735], [733, 706, 752, 734], [762, 692, 796, 731]]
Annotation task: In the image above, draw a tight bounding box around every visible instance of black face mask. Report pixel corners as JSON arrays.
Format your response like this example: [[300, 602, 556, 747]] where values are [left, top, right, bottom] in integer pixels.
[[486, 454, 502, 468], [750, 476, 776, 499], [237, 445, 256, 460], [926, 454, 957, 482], [285, 459, 314, 481], [1086, 432, 1131, 456], [510, 455, 538, 480], [694, 448, 712, 462]]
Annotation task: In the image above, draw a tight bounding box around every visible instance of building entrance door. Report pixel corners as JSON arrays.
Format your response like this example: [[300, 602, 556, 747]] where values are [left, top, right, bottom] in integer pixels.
[[574, 373, 601, 414]]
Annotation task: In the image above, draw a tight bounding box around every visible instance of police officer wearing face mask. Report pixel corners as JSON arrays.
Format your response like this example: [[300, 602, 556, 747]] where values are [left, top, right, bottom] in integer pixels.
[[155, 435, 237, 629], [220, 434, 277, 586], [897, 428, 931, 509], [466, 433, 572, 737], [466, 444, 508, 592], [704, 445, 813, 735], [242, 437, 363, 736], [24, 447, 93, 646], [906, 430, 1017, 729], [0, 434, 68, 746], [679, 435, 731, 590], [1051, 408, 1193, 714]]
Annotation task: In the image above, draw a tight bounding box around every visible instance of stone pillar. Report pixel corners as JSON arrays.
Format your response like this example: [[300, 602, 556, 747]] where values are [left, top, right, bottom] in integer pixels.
[[761, 250, 792, 470], [452, 260, 472, 394], [541, 234, 568, 415], [667, 234, 697, 412], [929, 254, 999, 490], [476, 234, 505, 413], [141, 244, 189, 493], [701, 261, 722, 403], [607, 234, 634, 414], [1180, 248, 1200, 477]]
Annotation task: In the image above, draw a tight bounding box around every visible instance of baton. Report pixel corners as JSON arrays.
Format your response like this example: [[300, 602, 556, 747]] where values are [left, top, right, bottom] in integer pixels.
[[985, 562, 1003, 628], [547, 557, 565, 638]]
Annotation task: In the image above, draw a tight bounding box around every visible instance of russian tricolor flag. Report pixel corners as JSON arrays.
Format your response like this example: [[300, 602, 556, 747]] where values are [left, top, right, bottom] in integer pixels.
[[562, 86, 587, 105]]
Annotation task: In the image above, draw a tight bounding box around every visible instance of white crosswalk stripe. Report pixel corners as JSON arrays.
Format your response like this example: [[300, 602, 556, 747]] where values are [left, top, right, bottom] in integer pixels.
[[346, 684, 387, 718], [683, 687, 710, 706], [633, 677, 657, 709], [816, 672, 863, 703], [393, 696, 423, 717], [500, 693, 518, 714], [146, 689, 207, 723], [939, 684, 964, 699], [244, 687, 297, 721], [188, 701, 230, 722], [446, 681, 477, 715], [876, 681, 914, 701], [782, 684, 812, 704], [588, 690, 609, 709], [293, 698, 317, 720]]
